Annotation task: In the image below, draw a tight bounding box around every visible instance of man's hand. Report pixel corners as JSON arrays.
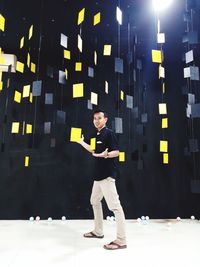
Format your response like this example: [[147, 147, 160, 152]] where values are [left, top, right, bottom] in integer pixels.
[[92, 148, 108, 158]]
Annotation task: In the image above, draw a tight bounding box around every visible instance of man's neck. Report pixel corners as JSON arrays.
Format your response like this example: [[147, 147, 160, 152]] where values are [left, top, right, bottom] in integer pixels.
[[97, 125, 106, 132]]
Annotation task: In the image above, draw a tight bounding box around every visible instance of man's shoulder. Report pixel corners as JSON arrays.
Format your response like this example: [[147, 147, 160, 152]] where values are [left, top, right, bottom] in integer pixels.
[[104, 128, 117, 137], [105, 127, 114, 132]]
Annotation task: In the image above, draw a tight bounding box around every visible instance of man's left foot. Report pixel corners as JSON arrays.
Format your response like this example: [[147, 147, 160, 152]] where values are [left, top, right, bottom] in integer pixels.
[[103, 241, 127, 250]]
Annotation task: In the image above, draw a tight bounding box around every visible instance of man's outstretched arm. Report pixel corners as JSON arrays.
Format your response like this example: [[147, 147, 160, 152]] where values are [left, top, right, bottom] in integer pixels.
[[77, 135, 93, 153]]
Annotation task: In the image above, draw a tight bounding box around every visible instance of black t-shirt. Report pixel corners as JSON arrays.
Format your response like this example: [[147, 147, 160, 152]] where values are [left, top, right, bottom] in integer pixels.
[[88, 127, 119, 181]]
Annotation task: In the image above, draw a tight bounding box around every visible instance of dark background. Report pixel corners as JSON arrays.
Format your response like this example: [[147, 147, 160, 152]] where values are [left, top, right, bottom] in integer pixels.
[[0, 0, 200, 219]]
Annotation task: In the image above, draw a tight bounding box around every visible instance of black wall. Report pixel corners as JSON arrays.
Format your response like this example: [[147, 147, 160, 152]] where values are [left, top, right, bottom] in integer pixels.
[[0, 0, 200, 219]]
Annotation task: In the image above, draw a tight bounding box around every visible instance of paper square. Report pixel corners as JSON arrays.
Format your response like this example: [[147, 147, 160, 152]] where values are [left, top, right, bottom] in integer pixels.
[[103, 45, 112, 56], [70, 127, 82, 142], [160, 140, 168, 152], [73, 83, 84, 98], [94, 12, 101, 26], [159, 103, 167, 115], [11, 122, 20, 133]]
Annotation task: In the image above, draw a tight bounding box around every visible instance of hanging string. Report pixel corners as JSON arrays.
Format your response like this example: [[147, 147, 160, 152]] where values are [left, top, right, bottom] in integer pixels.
[[32, 0, 44, 147], [117, 0, 121, 120], [127, 19, 131, 150], [0, 3, 12, 151]]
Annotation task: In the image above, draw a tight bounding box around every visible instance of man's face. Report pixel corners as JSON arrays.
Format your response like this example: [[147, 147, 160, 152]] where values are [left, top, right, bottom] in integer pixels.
[[93, 112, 108, 130]]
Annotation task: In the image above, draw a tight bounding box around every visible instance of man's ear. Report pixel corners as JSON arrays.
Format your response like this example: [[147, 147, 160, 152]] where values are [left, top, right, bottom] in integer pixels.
[[105, 117, 108, 123]]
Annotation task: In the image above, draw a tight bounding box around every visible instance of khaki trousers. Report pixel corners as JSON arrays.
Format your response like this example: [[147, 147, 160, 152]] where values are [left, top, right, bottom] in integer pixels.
[[90, 177, 126, 244]]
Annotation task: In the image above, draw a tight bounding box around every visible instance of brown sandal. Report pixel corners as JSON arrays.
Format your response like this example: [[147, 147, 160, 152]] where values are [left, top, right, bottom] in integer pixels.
[[83, 231, 104, 239], [103, 241, 127, 250]]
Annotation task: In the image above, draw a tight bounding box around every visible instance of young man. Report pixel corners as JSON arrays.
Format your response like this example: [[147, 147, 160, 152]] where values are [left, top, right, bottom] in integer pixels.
[[77, 110, 127, 250]]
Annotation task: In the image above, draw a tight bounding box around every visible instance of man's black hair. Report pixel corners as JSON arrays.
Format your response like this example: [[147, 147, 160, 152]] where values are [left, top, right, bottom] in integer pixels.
[[93, 109, 108, 118]]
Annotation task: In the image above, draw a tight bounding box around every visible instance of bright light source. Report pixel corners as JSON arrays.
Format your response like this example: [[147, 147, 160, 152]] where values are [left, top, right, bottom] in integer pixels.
[[152, 0, 173, 12]]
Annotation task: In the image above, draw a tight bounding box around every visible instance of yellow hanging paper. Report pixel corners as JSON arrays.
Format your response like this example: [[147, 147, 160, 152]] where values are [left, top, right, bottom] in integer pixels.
[[14, 91, 22, 103], [78, 8, 85, 25], [16, 61, 24, 73], [73, 83, 84, 98], [0, 56, 5, 64], [25, 156, 29, 167], [90, 138, 96, 151], [26, 124, 32, 134], [31, 62, 36, 73], [29, 92, 33, 103], [120, 90, 124, 100], [28, 25, 33, 40], [70, 127, 82, 142], [119, 152, 125, 162], [11, 122, 20, 133], [75, 62, 82, 71], [64, 49, 71, 59], [152, 49, 163, 63], [0, 14, 5, 31], [162, 118, 168, 128], [27, 53, 30, 68], [65, 69, 68, 80], [0, 72, 2, 90], [103, 45, 112, 56], [20, 37, 24, 49], [160, 140, 168, 153], [163, 153, 169, 164], [94, 12, 101, 26], [94, 51, 97, 65]]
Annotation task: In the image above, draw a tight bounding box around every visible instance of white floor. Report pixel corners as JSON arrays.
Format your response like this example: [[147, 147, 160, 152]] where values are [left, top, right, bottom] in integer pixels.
[[0, 219, 200, 267]]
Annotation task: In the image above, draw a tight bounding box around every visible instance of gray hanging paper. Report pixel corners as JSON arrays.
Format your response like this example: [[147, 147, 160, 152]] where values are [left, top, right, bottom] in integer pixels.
[[32, 80, 42, 96], [190, 66, 199, 81], [44, 122, 51, 134], [141, 113, 148, 123], [115, 117, 123, 134], [88, 67, 94, 77], [56, 110, 66, 124], [189, 139, 199, 153], [50, 138, 56, 148], [115, 58, 124, 74], [137, 59, 142, 70], [60, 33, 68, 48], [47, 66, 54, 78], [185, 50, 194, 64], [136, 124, 144, 135], [188, 31, 198, 44], [191, 103, 200, 118], [133, 107, 139, 118], [126, 95, 133, 109], [87, 99, 93, 110], [45, 93, 53, 105], [59, 70, 66, 84], [188, 93, 195, 104]]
